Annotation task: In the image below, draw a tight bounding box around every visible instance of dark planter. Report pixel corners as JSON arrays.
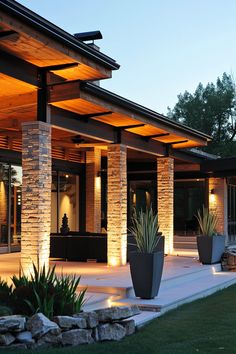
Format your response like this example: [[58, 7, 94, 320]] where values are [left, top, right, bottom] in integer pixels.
[[197, 235, 226, 264], [129, 251, 164, 299]]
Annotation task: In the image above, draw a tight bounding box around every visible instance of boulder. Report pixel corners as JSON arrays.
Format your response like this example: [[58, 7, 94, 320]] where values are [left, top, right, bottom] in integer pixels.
[[0, 332, 15, 346], [61, 329, 94, 346], [15, 331, 34, 344], [0, 315, 26, 333], [53, 316, 86, 329], [0, 343, 27, 350], [73, 312, 98, 328], [97, 323, 126, 341], [95, 306, 140, 322], [26, 313, 60, 339], [37, 332, 62, 348], [118, 319, 135, 336]]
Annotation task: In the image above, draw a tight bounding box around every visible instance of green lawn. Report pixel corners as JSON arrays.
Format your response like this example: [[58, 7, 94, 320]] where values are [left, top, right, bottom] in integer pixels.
[[2, 284, 236, 354]]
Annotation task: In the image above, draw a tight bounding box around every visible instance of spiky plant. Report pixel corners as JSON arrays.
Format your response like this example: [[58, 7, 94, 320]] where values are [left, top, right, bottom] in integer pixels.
[[196, 206, 217, 237], [129, 206, 161, 253]]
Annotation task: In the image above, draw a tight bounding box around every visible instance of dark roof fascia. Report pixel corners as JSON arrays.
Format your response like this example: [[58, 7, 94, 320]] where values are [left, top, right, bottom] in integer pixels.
[[82, 83, 211, 143], [201, 156, 236, 174], [0, 0, 120, 70]]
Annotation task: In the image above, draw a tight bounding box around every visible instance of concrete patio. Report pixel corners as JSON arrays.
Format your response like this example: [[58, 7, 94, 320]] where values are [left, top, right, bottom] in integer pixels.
[[1, 253, 236, 327]]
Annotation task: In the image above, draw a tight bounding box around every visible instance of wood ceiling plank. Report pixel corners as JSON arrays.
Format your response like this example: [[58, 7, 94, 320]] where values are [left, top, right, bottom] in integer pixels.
[[0, 91, 36, 112]]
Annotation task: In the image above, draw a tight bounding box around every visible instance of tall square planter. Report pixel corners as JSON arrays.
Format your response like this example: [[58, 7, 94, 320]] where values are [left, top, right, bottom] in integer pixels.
[[129, 250, 164, 299], [197, 235, 225, 264]]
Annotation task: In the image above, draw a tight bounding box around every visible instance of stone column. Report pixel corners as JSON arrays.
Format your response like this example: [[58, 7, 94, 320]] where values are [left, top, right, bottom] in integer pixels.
[[157, 157, 174, 254], [86, 148, 101, 233], [21, 121, 52, 276], [209, 177, 228, 238], [107, 144, 127, 266]]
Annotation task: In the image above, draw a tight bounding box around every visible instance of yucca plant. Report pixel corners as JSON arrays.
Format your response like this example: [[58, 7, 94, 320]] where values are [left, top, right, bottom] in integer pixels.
[[196, 206, 217, 237], [129, 206, 161, 253]]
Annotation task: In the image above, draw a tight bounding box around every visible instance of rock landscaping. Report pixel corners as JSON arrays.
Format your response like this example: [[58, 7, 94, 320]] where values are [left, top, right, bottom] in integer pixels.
[[0, 305, 140, 349]]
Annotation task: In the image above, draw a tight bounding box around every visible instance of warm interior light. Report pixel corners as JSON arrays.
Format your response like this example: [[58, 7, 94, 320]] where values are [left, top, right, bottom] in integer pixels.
[[65, 174, 69, 179]]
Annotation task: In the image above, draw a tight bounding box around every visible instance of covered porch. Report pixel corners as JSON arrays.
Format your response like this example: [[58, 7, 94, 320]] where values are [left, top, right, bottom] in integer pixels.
[[1, 252, 236, 326], [0, 0, 213, 275]]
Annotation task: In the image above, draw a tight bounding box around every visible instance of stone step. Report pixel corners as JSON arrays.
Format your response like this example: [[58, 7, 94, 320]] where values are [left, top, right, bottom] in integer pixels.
[[174, 242, 197, 250], [113, 271, 236, 319], [174, 236, 197, 242]]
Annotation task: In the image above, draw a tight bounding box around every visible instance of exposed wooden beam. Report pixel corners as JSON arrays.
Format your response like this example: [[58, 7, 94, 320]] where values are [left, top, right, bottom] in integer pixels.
[[168, 140, 188, 145], [48, 80, 80, 103], [115, 123, 145, 130], [42, 63, 78, 72], [51, 107, 166, 156], [144, 133, 170, 141], [0, 30, 19, 41], [0, 50, 38, 87], [78, 111, 113, 122]]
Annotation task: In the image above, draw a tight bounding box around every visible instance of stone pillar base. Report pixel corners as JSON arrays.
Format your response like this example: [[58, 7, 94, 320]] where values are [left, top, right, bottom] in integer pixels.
[[21, 121, 52, 276], [107, 144, 127, 266], [157, 157, 174, 254]]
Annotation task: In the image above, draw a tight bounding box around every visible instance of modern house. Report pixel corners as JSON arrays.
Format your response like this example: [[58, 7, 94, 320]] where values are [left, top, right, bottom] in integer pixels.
[[0, 0, 233, 276]]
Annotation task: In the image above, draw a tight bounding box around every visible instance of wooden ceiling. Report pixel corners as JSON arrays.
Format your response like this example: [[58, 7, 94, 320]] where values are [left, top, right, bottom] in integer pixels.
[[0, 13, 111, 81]]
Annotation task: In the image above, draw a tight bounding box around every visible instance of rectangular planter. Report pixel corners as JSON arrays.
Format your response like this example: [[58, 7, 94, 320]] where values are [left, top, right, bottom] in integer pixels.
[[197, 235, 226, 264]]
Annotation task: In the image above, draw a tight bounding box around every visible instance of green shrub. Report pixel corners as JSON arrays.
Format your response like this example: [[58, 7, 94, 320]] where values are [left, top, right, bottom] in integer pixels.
[[0, 265, 86, 318]]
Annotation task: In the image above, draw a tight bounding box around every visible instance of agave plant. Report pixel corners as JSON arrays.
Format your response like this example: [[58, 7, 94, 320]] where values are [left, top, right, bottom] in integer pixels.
[[196, 206, 217, 237], [129, 206, 161, 253], [11, 264, 87, 318]]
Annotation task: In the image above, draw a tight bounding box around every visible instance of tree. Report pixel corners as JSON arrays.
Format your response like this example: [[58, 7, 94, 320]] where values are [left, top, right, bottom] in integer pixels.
[[167, 73, 236, 156]]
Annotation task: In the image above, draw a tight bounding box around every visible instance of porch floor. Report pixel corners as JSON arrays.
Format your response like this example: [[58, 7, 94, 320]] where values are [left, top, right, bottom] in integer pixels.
[[1, 253, 236, 327]]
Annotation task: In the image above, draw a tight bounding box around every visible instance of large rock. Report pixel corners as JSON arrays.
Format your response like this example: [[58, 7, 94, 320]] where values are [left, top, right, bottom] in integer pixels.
[[61, 329, 94, 346], [118, 319, 135, 336], [73, 312, 98, 328], [15, 331, 34, 344], [37, 332, 62, 348], [0, 316, 26, 333], [0, 332, 15, 346], [97, 323, 126, 341], [53, 316, 86, 329], [95, 306, 140, 323], [26, 313, 60, 339], [0, 343, 27, 350]]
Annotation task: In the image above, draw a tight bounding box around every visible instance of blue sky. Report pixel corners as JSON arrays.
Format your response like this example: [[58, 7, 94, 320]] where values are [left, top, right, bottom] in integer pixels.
[[18, 0, 236, 115]]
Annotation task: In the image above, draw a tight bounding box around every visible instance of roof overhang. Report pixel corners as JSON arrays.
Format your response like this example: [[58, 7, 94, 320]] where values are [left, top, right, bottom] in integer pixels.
[[0, 0, 119, 82]]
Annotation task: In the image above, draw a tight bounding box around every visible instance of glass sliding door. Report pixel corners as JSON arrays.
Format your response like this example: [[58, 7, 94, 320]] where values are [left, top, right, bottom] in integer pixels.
[[10, 165, 22, 247], [51, 171, 80, 233], [0, 163, 9, 249], [174, 180, 206, 236], [59, 172, 79, 232], [0, 163, 22, 252]]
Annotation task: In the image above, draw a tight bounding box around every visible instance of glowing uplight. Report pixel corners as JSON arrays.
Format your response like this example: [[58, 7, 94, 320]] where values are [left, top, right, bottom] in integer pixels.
[[108, 256, 120, 267]]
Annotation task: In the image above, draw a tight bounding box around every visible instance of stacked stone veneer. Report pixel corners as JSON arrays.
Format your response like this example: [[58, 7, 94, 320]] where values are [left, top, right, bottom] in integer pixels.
[[21, 122, 52, 276], [157, 157, 174, 254], [0, 307, 139, 349], [107, 144, 127, 266], [209, 177, 228, 236], [86, 148, 101, 233]]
